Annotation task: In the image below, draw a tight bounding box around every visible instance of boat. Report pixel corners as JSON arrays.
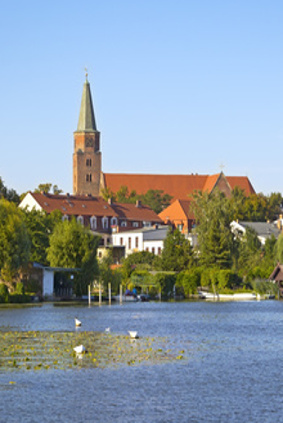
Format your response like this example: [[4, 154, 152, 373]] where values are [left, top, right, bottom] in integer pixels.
[[112, 295, 138, 302], [198, 291, 257, 301]]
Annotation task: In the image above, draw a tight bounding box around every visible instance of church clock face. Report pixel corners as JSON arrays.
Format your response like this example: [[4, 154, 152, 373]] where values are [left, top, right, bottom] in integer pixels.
[[85, 137, 94, 147]]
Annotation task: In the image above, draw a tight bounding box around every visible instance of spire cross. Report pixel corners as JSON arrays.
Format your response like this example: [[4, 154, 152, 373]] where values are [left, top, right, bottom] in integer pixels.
[[219, 162, 225, 171], [84, 67, 88, 80]]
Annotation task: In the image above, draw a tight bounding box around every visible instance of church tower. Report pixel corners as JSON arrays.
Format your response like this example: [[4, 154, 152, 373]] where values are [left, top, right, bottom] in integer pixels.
[[73, 74, 101, 196]]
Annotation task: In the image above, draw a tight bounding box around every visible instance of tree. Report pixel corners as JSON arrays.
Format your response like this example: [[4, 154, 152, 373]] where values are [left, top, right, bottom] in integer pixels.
[[161, 229, 193, 271], [0, 200, 30, 290], [191, 190, 235, 269], [34, 183, 63, 194], [138, 190, 172, 214], [47, 218, 100, 295], [22, 209, 62, 265], [0, 177, 20, 204]]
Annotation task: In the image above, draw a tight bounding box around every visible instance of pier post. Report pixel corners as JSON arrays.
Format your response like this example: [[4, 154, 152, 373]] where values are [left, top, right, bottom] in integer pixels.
[[99, 283, 102, 306], [120, 284, 123, 304], [88, 284, 91, 306], [108, 283, 111, 305]]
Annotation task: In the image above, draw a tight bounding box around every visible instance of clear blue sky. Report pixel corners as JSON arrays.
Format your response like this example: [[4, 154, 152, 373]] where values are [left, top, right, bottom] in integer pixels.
[[1, 0, 283, 196]]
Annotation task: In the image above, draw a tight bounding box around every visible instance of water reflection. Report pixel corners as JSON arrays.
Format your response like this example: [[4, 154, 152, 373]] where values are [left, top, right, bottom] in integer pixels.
[[1, 300, 283, 422]]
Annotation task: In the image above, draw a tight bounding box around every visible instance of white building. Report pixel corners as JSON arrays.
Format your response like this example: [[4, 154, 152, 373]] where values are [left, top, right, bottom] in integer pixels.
[[112, 225, 170, 257]]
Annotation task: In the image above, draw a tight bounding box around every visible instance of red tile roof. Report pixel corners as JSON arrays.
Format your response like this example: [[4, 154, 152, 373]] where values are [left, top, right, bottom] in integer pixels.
[[29, 192, 161, 222], [103, 172, 255, 202], [158, 199, 194, 222]]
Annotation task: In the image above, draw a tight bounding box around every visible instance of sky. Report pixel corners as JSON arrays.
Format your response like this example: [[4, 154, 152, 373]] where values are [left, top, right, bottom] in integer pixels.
[[1, 0, 283, 196]]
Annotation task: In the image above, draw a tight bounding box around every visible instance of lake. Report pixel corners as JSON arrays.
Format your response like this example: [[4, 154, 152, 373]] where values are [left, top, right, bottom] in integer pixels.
[[1, 299, 283, 423]]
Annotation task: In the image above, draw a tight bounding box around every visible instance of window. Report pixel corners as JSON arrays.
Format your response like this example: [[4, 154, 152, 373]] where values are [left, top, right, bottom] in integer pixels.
[[145, 247, 149, 252], [86, 174, 92, 182], [77, 216, 84, 225], [120, 238, 123, 246], [86, 158, 92, 167], [128, 238, 131, 249], [121, 221, 127, 227], [177, 224, 183, 231], [90, 216, 97, 230], [133, 222, 139, 228], [152, 247, 155, 254], [143, 221, 151, 227], [111, 217, 118, 226], [62, 215, 69, 221], [158, 247, 162, 255], [102, 217, 108, 229], [135, 237, 139, 248]]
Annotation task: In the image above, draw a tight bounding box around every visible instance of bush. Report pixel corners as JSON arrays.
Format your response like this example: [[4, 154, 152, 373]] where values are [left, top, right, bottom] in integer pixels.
[[176, 269, 200, 298], [154, 273, 176, 297], [0, 283, 9, 303]]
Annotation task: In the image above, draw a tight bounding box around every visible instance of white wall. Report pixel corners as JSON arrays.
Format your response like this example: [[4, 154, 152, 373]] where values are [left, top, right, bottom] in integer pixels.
[[43, 269, 54, 296], [19, 193, 42, 212], [143, 240, 163, 255]]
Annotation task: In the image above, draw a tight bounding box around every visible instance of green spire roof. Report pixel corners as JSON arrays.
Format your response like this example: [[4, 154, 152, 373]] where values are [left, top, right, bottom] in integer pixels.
[[77, 77, 97, 132]]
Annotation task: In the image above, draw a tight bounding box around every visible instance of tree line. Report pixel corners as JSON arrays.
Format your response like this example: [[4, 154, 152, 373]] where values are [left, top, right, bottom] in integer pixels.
[[1, 176, 283, 301]]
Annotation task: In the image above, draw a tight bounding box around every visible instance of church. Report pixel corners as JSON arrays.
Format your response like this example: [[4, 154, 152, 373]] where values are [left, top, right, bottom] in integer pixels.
[[73, 75, 255, 202]]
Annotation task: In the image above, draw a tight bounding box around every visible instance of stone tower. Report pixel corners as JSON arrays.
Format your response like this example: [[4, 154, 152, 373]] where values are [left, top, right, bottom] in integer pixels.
[[73, 75, 101, 196]]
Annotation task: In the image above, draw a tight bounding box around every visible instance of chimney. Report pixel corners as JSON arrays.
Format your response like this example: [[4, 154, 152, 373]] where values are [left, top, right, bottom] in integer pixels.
[[108, 198, 113, 205], [136, 200, 141, 208]]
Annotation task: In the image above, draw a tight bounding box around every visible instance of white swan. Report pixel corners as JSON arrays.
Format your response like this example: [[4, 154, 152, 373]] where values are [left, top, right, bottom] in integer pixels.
[[73, 344, 86, 354], [128, 331, 138, 339], [75, 318, 82, 327]]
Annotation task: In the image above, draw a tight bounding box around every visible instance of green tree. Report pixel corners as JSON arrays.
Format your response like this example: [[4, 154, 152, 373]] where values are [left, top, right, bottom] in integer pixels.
[[275, 233, 283, 264], [0, 200, 30, 290], [138, 190, 172, 214], [47, 218, 100, 295], [192, 190, 234, 269], [22, 209, 62, 265], [161, 229, 193, 271], [0, 177, 20, 204], [34, 183, 63, 195]]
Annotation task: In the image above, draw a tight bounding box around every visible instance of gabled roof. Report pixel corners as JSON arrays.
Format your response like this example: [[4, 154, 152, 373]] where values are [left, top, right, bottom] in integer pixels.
[[24, 192, 118, 217], [20, 192, 161, 222], [270, 263, 283, 281], [236, 221, 281, 239], [111, 202, 162, 222], [76, 77, 97, 132], [103, 172, 255, 202], [158, 199, 194, 222]]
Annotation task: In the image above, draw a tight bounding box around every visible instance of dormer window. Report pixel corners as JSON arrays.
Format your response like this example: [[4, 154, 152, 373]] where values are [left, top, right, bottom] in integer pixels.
[[86, 174, 92, 182], [77, 216, 84, 226], [121, 221, 127, 227], [133, 222, 139, 228], [62, 215, 69, 221], [86, 158, 92, 167], [111, 217, 118, 226], [90, 216, 97, 230], [102, 216, 108, 229]]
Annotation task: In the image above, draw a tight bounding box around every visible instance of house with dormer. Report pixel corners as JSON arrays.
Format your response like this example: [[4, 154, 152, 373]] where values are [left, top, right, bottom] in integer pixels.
[[19, 192, 162, 247]]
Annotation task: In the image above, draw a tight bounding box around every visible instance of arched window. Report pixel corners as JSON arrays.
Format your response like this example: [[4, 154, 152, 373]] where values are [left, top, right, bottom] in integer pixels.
[[62, 214, 69, 221], [111, 217, 118, 226], [90, 216, 97, 230], [77, 215, 84, 225], [102, 216, 108, 229]]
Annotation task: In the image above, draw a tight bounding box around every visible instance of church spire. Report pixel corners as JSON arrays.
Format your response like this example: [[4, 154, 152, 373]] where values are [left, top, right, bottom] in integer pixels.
[[77, 73, 97, 132]]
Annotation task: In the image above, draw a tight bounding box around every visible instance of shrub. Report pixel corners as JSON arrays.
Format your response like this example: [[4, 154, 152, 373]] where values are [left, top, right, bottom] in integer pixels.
[[0, 283, 9, 303]]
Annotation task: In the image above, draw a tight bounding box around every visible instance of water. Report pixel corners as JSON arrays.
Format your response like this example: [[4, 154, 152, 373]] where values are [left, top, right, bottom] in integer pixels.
[[1, 300, 283, 422]]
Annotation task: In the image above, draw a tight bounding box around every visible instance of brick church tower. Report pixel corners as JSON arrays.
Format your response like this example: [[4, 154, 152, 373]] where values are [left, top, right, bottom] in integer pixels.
[[73, 75, 101, 196]]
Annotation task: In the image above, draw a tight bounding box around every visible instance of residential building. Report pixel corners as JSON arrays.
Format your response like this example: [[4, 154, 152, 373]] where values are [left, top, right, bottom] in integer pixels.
[[19, 192, 162, 247], [230, 220, 281, 245], [112, 225, 170, 257]]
